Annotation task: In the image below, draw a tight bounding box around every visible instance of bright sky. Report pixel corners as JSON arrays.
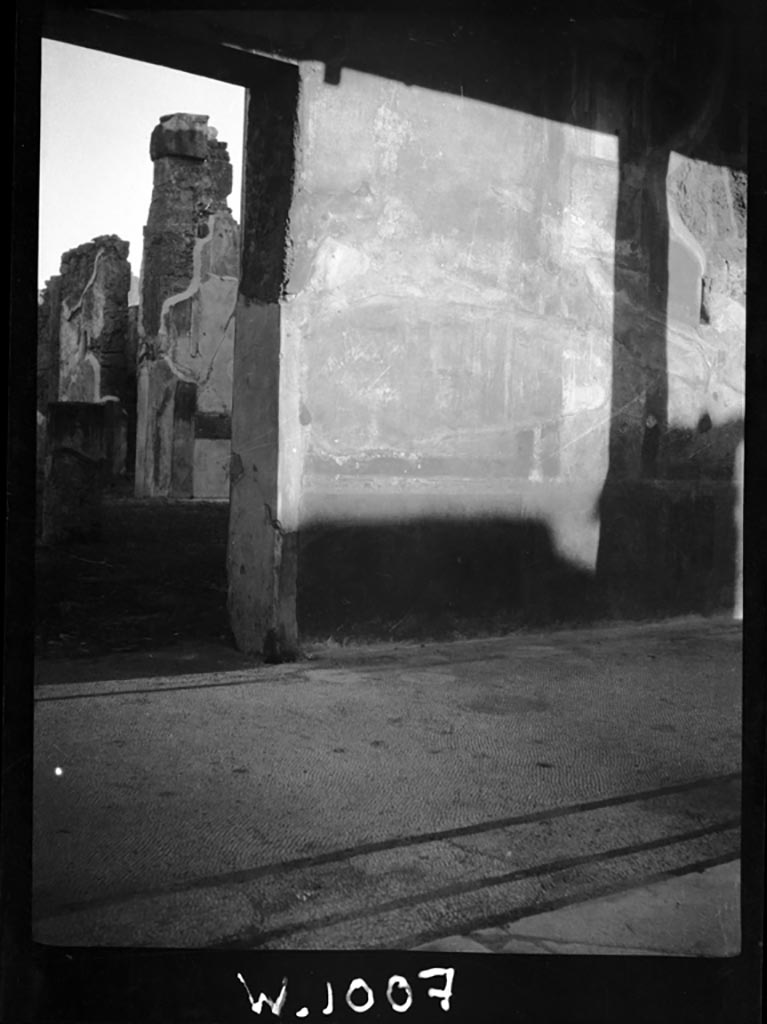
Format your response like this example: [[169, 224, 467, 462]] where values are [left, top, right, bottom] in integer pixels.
[[39, 39, 245, 287]]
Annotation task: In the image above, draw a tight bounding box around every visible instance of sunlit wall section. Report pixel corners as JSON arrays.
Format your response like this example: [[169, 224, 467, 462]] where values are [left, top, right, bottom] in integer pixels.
[[664, 153, 746, 616], [665, 155, 745, 440], [283, 66, 618, 575]]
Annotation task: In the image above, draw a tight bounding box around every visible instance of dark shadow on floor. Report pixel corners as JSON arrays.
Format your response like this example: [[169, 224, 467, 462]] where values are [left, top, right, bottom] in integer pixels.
[[34, 499, 239, 679]]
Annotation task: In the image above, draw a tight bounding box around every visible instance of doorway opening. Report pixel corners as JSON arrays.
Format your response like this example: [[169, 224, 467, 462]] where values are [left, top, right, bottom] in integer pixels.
[[36, 39, 249, 676]]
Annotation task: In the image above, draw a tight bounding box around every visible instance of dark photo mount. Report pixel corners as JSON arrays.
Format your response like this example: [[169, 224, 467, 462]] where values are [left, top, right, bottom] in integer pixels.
[[5, 0, 766, 1021]]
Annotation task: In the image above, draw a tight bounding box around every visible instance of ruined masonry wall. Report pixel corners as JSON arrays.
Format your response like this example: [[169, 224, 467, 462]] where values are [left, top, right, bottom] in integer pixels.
[[57, 235, 132, 406], [36, 236, 134, 487], [135, 113, 240, 499]]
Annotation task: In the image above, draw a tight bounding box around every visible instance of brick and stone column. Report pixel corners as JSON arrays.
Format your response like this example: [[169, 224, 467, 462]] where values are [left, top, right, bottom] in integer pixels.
[[135, 113, 240, 498]]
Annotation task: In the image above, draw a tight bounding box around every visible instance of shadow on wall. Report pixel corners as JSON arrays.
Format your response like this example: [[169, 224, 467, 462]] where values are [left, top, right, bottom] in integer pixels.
[[299, 518, 600, 642], [298, 418, 742, 642], [595, 418, 743, 621]]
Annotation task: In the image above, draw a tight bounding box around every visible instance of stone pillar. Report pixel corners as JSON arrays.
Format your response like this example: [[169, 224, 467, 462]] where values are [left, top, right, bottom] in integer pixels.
[[135, 113, 240, 499], [227, 71, 300, 658]]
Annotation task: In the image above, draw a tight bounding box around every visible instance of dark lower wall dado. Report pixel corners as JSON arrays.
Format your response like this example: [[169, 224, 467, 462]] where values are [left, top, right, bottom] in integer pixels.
[[296, 468, 740, 642], [596, 479, 739, 620], [297, 513, 598, 642]]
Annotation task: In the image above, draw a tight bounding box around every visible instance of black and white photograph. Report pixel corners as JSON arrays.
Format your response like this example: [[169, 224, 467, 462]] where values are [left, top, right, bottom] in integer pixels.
[[5, 1, 765, 1021]]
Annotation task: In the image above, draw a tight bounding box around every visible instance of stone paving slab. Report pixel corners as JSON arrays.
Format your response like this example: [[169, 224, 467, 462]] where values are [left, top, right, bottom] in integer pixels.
[[413, 860, 740, 956]]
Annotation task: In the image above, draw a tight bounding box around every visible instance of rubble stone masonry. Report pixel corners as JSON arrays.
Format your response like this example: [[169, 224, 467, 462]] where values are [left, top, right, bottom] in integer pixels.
[[135, 113, 240, 498]]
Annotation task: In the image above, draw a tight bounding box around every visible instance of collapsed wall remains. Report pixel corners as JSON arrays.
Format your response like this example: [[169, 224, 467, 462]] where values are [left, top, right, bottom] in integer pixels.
[[134, 113, 240, 499]]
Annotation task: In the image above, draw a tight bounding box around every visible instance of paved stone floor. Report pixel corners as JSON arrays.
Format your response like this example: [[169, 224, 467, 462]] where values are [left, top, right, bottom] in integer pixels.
[[414, 860, 740, 955], [33, 616, 741, 952]]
